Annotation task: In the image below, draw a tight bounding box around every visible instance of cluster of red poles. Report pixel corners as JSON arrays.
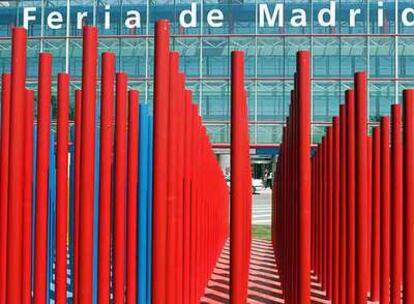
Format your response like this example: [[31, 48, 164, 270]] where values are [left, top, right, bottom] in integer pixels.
[[151, 20, 229, 304], [0, 24, 151, 303], [311, 75, 414, 304], [0, 18, 256, 304], [272, 51, 312, 304], [273, 50, 414, 304], [230, 51, 252, 304]]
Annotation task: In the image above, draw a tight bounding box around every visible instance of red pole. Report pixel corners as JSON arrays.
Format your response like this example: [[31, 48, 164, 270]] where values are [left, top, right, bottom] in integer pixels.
[[297, 51, 311, 304], [327, 127, 333, 299], [113, 72, 128, 304], [166, 52, 179, 304], [175, 73, 186, 304], [371, 127, 381, 302], [22, 89, 34, 304], [152, 20, 170, 304], [34, 52, 52, 304], [56, 73, 70, 304], [78, 26, 98, 304], [355, 72, 368, 304], [403, 89, 414, 303], [380, 117, 391, 304], [0, 73, 11, 304], [390, 104, 403, 304], [189, 105, 199, 304], [333, 117, 340, 304], [345, 89, 356, 304], [367, 135, 372, 295], [182, 90, 193, 304], [126, 89, 139, 304], [98, 52, 115, 304], [230, 50, 248, 304], [6, 26, 27, 303], [73, 89, 82, 304], [322, 136, 327, 294], [339, 104, 347, 304]]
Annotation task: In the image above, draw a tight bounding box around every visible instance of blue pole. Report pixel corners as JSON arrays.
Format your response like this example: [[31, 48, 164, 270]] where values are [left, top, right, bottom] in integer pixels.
[[47, 131, 56, 302], [93, 121, 100, 304], [138, 105, 149, 303], [147, 115, 154, 304]]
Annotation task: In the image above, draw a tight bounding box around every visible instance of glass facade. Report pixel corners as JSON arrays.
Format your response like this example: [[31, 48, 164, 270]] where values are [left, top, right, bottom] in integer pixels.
[[0, 0, 413, 144]]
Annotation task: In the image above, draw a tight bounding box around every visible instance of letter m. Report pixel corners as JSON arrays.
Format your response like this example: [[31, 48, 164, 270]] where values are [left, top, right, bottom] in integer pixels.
[[259, 3, 284, 27]]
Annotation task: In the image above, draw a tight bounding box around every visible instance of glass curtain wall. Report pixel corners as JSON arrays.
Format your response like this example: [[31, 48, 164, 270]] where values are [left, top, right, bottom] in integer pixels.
[[0, 0, 412, 144]]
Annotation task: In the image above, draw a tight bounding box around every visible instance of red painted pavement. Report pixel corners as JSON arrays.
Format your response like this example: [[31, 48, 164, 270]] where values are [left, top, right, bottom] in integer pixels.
[[201, 239, 333, 304]]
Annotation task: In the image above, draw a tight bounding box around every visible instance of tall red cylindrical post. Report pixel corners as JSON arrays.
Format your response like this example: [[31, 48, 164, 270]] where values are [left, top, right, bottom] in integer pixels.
[[230, 50, 248, 304], [391, 104, 403, 304], [6, 27, 27, 304], [182, 90, 193, 304], [297, 51, 311, 304], [78, 26, 98, 304], [152, 20, 170, 304], [371, 127, 381, 302], [113, 72, 128, 304], [380, 117, 391, 304], [354, 72, 368, 304], [175, 73, 186, 304], [166, 52, 179, 304], [73, 89, 82, 304], [0, 73, 11, 304], [333, 117, 340, 304], [327, 127, 333, 299], [126, 89, 139, 304], [22, 89, 34, 304], [98, 52, 115, 304], [390, 104, 403, 304], [34, 53, 52, 304], [367, 135, 372, 295], [339, 104, 347, 304], [403, 89, 414, 303], [345, 89, 356, 303], [56, 73, 70, 304]]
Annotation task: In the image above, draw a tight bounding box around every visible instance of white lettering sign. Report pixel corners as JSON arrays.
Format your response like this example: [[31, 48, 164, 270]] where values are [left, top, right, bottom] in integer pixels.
[[20, 2, 414, 32]]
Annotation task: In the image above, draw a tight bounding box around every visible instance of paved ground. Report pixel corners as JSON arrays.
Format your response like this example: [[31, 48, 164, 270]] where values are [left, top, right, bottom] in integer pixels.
[[252, 189, 272, 225], [201, 239, 331, 304]]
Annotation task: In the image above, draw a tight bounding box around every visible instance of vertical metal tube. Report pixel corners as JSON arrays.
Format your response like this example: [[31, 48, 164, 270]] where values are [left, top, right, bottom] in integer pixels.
[[390, 104, 403, 304], [98, 52, 115, 304], [166, 52, 179, 304], [175, 73, 186, 304], [78, 26, 98, 304], [339, 104, 347, 304], [297, 51, 311, 304], [182, 90, 193, 304], [33, 51, 52, 304], [22, 89, 34, 304], [138, 104, 150, 304], [333, 117, 340, 304], [403, 89, 414, 303], [113, 72, 128, 304], [355, 72, 368, 304], [151, 20, 170, 304], [73, 89, 82, 304], [6, 27, 27, 304], [371, 127, 381, 302], [0, 73, 11, 304], [126, 89, 139, 304], [380, 117, 391, 304], [345, 89, 356, 303], [367, 135, 372, 295], [55, 73, 70, 304], [230, 50, 249, 304], [327, 127, 333, 299]]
